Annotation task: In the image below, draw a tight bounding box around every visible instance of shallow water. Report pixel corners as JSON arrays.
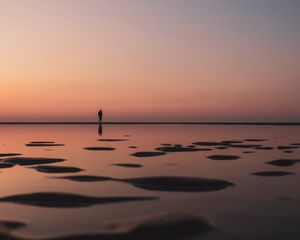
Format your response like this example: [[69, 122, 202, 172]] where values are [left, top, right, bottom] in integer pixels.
[[0, 124, 300, 239]]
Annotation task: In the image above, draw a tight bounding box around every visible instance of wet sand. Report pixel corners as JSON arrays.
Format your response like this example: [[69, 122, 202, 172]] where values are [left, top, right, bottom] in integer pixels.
[[0, 124, 299, 240]]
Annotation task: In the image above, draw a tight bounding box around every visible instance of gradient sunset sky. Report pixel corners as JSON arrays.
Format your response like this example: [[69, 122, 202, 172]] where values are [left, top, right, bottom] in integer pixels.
[[1, 0, 299, 122]]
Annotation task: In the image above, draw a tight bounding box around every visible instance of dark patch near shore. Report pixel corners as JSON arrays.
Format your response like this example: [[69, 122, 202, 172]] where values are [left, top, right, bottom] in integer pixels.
[[31, 165, 83, 173], [55, 175, 112, 182], [0, 220, 26, 230], [83, 147, 115, 151], [123, 176, 234, 192], [0, 153, 22, 157], [35, 212, 214, 240], [98, 139, 128, 142], [192, 142, 223, 146], [214, 146, 228, 150], [221, 140, 243, 145], [59, 175, 234, 192], [155, 146, 200, 153], [255, 147, 274, 150], [283, 150, 293, 153], [267, 159, 300, 167], [207, 155, 240, 160], [131, 152, 166, 157], [243, 151, 255, 154], [0, 192, 157, 208], [129, 146, 138, 148], [0, 163, 15, 169], [277, 146, 299, 150], [26, 142, 65, 147], [2, 157, 65, 166], [30, 141, 55, 144], [252, 171, 294, 176], [290, 143, 300, 146], [227, 144, 262, 148], [112, 163, 143, 168]]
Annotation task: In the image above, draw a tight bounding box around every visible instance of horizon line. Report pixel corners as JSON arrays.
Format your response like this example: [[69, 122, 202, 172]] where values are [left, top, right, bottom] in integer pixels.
[[0, 121, 300, 126]]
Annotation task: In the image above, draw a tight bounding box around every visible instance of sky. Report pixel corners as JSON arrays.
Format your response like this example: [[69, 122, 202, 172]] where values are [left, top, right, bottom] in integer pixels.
[[0, 0, 299, 122]]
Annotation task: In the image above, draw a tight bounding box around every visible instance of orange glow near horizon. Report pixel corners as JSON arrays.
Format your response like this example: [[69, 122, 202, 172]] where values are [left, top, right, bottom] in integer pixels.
[[1, 1, 299, 121]]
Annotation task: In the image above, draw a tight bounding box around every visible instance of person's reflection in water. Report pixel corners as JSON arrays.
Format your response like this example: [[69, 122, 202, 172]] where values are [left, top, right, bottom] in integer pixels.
[[98, 123, 103, 137]]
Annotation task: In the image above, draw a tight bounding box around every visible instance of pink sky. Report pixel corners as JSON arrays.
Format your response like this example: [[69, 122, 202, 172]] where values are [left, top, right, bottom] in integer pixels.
[[1, 0, 299, 122]]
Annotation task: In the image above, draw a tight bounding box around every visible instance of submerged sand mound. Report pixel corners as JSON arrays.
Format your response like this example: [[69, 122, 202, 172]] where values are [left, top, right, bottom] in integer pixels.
[[251, 171, 295, 176], [55, 175, 112, 182], [83, 147, 115, 151], [2, 157, 65, 166], [31, 165, 83, 173], [131, 152, 166, 157], [111, 163, 143, 168], [207, 155, 240, 160], [0, 192, 158, 208], [26, 141, 65, 147], [0, 212, 214, 240], [123, 176, 234, 192], [0, 153, 22, 157], [267, 159, 300, 167], [155, 146, 202, 152]]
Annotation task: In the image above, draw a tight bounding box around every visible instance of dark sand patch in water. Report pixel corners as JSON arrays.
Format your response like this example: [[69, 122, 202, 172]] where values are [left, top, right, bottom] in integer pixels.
[[111, 163, 143, 168], [31, 165, 83, 173], [2, 157, 65, 166], [129, 146, 138, 149], [83, 147, 115, 151], [155, 146, 201, 152], [122, 176, 234, 192], [252, 171, 295, 176], [283, 150, 293, 153], [207, 155, 240, 160], [192, 142, 223, 146], [0, 220, 26, 230], [243, 151, 255, 154], [221, 140, 243, 144], [255, 147, 274, 150], [214, 146, 228, 150], [290, 143, 300, 146], [0, 153, 22, 157], [0, 163, 15, 169], [0, 192, 157, 208], [131, 152, 166, 157], [277, 146, 299, 150], [267, 159, 300, 167], [54, 175, 112, 182], [56, 175, 234, 192], [227, 144, 262, 148], [26, 142, 65, 147], [0, 213, 213, 240]]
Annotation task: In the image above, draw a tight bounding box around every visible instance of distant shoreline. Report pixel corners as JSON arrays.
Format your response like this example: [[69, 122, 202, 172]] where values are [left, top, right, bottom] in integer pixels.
[[0, 122, 300, 126]]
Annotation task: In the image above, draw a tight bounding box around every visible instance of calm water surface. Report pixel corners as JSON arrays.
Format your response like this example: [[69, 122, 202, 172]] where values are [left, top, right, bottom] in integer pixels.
[[0, 124, 299, 239]]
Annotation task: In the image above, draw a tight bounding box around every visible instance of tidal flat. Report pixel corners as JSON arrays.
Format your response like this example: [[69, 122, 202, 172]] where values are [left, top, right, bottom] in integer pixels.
[[0, 124, 299, 240]]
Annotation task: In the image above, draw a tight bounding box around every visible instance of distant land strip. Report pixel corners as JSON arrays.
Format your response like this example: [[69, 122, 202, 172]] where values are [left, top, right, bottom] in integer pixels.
[[0, 122, 300, 125]]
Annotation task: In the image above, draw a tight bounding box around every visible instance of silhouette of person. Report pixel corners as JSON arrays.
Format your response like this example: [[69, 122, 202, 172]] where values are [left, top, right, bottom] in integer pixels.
[[98, 123, 103, 137], [98, 110, 103, 122]]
